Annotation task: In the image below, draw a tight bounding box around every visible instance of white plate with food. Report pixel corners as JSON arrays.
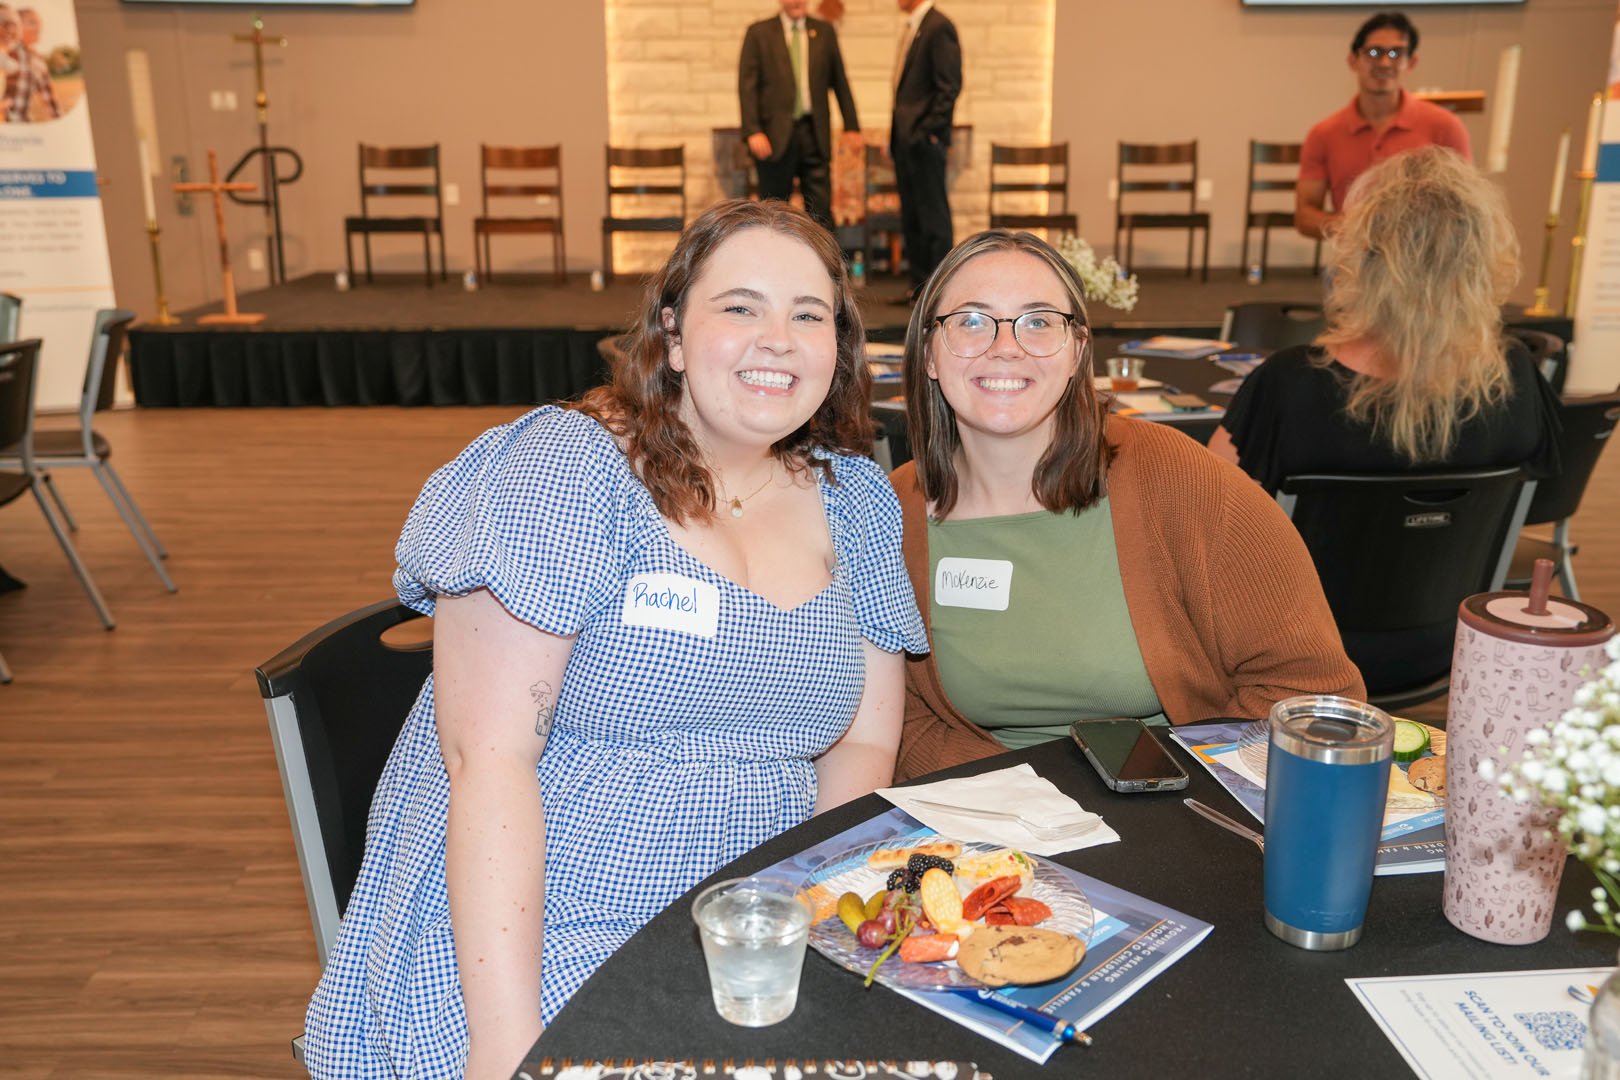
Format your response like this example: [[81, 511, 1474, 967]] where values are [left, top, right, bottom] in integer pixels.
[[802, 836, 1094, 991]]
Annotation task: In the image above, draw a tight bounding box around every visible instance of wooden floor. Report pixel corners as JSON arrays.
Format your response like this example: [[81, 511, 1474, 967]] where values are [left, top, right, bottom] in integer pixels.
[[0, 405, 1616, 1079]]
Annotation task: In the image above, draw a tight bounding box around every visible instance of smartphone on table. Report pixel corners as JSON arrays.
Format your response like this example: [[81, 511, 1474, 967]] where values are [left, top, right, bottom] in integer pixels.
[[1069, 718, 1190, 793], [1159, 393, 1210, 412]]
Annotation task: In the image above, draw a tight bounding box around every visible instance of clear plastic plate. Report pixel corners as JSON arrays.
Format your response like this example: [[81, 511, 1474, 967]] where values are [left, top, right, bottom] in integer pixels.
[[801, 836, 1094, 991]]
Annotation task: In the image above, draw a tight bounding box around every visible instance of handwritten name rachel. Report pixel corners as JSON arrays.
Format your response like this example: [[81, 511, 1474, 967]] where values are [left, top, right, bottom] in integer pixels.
[[631, 581, 701, 613]]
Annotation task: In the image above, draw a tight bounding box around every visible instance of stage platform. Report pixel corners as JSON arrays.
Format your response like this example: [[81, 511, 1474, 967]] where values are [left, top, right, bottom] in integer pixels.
[[128, 267, 1331, 408]]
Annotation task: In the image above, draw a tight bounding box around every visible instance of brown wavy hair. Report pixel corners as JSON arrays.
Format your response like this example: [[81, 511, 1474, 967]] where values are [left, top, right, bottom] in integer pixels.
[[1317, 146, 1518, 463], [903, 229, 1110, 519], [572, 199, 872, 524]]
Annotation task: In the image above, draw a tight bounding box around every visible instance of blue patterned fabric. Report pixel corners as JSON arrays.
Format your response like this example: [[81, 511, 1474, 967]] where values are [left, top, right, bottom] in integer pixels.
[[302, 407, 926, 1079]]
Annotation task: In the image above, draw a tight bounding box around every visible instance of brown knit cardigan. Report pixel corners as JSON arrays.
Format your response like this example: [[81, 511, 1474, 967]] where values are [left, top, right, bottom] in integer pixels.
[[889, 415, 1365, 783]]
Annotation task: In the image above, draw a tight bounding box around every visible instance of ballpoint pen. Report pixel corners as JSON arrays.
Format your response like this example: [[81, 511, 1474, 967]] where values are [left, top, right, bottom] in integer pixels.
[[944, 987, 1093, 1046]]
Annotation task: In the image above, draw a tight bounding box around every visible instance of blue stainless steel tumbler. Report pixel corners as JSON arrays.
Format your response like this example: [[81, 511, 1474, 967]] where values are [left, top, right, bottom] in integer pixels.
[[1263, 696, 1393, 950]]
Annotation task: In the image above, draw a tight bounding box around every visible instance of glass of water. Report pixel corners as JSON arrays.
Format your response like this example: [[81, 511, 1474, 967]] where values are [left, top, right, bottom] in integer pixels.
[[691, 876, 813, 1027]]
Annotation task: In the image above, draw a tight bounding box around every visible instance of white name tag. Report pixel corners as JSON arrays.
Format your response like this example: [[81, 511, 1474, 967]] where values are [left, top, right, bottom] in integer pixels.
[[934, 557, 1013, 611], [621, 573, 721, 638]]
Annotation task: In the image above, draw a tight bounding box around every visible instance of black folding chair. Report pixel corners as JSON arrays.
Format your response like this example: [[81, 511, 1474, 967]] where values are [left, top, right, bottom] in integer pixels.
[[1114, 140, 1210, 281], [1505, 391, 1620, 601], [989, 143, 1079, 236], [0, 338, 115, 634], [1277, 466, 1534, 709], [343, 143, 448, 286], [256, 600, 432, 968]]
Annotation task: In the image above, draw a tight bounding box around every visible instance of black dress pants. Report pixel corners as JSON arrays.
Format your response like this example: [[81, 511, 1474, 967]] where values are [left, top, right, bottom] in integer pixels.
[[756, 116, 833, 232], [892, 137, 952, 289]]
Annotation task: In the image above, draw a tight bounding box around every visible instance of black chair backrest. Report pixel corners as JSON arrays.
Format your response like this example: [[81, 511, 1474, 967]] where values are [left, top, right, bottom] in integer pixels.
[[1526, 391, 1620, 525], [479, 144, 563, 215], [1224, 302, 1324, 352], [255, 600, 433, 915], [358, 143, 443, 217], [1118, 140, 1199, 207], [1279, 466, 1528, 632], [85, 309, 136, 419], [0, 338, 41, 455], [604, 145, 686, 218]]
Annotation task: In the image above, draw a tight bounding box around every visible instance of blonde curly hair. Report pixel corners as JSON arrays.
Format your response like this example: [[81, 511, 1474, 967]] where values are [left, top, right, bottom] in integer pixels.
[[1317, 146, 1519, 463]]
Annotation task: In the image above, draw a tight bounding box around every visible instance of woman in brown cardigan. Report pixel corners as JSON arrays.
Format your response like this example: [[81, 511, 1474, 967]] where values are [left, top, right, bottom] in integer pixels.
[[890, 230, 1363, 783]]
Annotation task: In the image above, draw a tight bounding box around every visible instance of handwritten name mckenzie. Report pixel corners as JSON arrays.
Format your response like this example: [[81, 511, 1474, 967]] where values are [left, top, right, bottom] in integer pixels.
[[940, 568, 1000, 592]]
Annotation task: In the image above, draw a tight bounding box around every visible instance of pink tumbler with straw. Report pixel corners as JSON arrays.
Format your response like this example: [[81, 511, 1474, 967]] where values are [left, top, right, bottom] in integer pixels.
[[1444, 560, 1614, 944]]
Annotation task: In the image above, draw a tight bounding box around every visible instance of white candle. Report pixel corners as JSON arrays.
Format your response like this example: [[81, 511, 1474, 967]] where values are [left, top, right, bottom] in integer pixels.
[[1581, 93, 1603, 175], [1550, 129, 1571, 217], [137, 140, 157, 224], [1485, 45, 1521, 174]]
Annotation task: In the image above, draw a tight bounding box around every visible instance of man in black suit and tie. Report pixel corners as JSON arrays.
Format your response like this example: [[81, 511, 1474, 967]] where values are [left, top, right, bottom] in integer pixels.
[[738, 0, 859, 231], [891, 0, 961, 294]]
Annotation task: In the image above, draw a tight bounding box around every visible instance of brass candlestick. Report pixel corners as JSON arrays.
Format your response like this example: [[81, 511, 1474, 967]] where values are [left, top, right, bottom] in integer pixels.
[[145, 219, 178, 325], [1524, 212, 1560, 317], [1565, 168, 1596, 320]]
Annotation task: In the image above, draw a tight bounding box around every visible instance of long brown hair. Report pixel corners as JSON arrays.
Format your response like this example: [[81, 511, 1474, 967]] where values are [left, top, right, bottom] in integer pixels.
[[1317, 147, 1518, 462], [902, 229, 1111, 519], [574, 199, 872, 523]]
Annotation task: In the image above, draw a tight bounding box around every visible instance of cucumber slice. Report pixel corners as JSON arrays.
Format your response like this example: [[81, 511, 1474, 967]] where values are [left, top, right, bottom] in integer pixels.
[[1393, 719, 1430, 762]]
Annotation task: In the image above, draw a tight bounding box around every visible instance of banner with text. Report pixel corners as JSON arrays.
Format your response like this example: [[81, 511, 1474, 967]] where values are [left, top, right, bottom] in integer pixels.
[[0, 0, 115, 410], [1571, 2, 1620, 392]]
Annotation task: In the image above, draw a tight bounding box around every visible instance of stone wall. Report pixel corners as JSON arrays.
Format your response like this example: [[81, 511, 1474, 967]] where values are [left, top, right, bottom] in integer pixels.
[[605, 0, 1056, 272]]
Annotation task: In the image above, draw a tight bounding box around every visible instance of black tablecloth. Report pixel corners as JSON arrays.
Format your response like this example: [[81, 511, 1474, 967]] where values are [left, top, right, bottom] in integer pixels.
[[519, 739, 1610, 1078]]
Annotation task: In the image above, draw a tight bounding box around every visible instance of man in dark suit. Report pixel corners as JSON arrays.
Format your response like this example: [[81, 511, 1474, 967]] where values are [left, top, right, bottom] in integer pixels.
[[891, 0, 961, 294], [738, 0, 859, 231]]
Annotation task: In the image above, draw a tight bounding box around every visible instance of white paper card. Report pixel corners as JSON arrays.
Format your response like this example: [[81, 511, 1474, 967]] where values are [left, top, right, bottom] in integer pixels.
[[1347, 967, 1612, 1079], [934, 557, 1013, 611], [621, 573, 720, 638]]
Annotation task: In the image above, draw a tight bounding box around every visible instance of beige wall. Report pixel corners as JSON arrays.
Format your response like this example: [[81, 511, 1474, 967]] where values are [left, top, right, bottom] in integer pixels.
[[1053, 0, 1614, 304], [76, 0, 610, 315], [74, 0, 1610, 316]]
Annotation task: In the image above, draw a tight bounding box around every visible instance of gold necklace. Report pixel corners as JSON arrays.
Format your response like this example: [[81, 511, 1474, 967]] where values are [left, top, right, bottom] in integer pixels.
[[725, 469, 776, 518]]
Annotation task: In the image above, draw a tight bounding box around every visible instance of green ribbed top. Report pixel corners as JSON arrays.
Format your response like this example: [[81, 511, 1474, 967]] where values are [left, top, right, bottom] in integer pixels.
[[927, 500, 1164, 749]]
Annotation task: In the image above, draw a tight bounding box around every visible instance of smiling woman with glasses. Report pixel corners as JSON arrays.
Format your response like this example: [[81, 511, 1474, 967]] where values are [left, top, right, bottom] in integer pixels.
[[885, 229, 1362, 783]]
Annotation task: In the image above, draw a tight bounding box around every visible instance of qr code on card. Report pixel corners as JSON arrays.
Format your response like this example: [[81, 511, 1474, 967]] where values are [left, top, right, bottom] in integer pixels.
[[1514, 1010, 1587, 1052]]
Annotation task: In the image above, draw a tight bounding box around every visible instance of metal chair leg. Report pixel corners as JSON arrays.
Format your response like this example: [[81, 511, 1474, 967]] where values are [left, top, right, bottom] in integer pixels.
[[40, 471, 76, 531], [93, 463, 176, 593], [363, 234, 374, 284], [422, 230, 433, 288], [345, 230, 355, 287], [1554, 518, 1580, 601], [30, 482, 114, 630], [102, 460, 168, 558]]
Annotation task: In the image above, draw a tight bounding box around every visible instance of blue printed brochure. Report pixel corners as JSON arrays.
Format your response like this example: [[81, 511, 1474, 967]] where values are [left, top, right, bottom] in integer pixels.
[[764, 807, 1213, 1064], [1167, 719, 1446, 875]]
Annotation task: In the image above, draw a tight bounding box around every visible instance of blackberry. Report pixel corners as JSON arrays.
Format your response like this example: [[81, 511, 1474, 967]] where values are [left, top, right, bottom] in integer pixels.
[[907, 852, 955, 877], [885, 867, 920, 892]]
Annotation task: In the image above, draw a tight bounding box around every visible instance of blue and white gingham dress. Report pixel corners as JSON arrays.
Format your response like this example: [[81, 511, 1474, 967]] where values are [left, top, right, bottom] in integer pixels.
[[302, 407, 927, 1079]]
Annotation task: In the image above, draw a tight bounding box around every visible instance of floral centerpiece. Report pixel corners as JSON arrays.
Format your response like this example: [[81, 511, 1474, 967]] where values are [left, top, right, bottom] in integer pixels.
[[1486, 636, 1620, 935], [1053, 235, 1140, 313]]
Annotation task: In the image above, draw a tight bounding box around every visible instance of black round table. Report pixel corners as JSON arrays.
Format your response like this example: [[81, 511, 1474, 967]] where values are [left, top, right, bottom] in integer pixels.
[[518, 739, 1611, 1078]]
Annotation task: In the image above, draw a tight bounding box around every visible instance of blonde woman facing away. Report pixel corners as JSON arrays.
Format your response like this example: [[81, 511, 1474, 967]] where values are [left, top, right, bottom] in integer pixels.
[[304, 200, 926, 1080], [1209, 146, 1558, 492], [889, 229, 1362, 783]]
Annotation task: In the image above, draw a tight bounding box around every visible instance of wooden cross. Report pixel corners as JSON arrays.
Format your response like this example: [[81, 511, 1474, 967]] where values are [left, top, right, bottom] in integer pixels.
[[174, 149, 265, 325]]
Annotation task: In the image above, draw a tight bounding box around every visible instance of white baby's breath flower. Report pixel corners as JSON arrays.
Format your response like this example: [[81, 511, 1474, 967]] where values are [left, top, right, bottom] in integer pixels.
[[1579, 805, 1610, 836], [1478, 758, 1498, 781], [1570, 909, 1590, 932], [1527, 729, 1551, 746]]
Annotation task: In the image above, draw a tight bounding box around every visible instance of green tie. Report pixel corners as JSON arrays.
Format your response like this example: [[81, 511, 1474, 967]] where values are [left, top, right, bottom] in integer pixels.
[[790, 23, 806, 119]]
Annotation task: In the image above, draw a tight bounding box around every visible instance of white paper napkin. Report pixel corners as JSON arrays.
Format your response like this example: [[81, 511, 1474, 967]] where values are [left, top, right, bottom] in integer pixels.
[[877, 763, 1120, 856]]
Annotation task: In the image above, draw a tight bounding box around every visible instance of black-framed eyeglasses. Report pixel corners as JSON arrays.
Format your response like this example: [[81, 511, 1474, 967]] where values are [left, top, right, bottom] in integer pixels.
[[1359, 45, 1409, 62], [931, 309, 1083, 359]]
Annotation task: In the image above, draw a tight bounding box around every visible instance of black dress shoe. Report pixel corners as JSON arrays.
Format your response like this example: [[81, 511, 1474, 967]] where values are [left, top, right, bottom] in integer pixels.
[[0, 564, 25, 594]]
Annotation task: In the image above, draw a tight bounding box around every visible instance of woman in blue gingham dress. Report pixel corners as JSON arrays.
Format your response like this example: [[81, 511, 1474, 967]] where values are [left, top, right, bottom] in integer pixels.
[[302, 201, 927, 1080]]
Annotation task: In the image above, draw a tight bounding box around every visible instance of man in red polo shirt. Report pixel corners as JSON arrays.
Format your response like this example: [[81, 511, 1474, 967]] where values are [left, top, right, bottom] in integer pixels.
[[1295, 11, 1471, 239]]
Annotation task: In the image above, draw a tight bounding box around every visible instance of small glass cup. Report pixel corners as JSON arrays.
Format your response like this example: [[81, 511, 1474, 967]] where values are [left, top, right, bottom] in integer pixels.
[[692, 876, 813, 1027], [1106, 356, 1146, 391]]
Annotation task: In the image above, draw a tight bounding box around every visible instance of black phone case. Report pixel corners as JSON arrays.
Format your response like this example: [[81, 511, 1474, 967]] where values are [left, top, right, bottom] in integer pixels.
[[1068, 721, 1190, 793]]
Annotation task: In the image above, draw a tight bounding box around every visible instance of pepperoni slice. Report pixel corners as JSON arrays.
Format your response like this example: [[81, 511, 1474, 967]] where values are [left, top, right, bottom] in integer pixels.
[[961, 875, 1023, 921], [997, 896, 1052, 926]]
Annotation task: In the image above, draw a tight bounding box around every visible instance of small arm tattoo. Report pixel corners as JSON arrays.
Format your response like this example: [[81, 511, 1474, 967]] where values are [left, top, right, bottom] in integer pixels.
[[529, 678, 556, 738]]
